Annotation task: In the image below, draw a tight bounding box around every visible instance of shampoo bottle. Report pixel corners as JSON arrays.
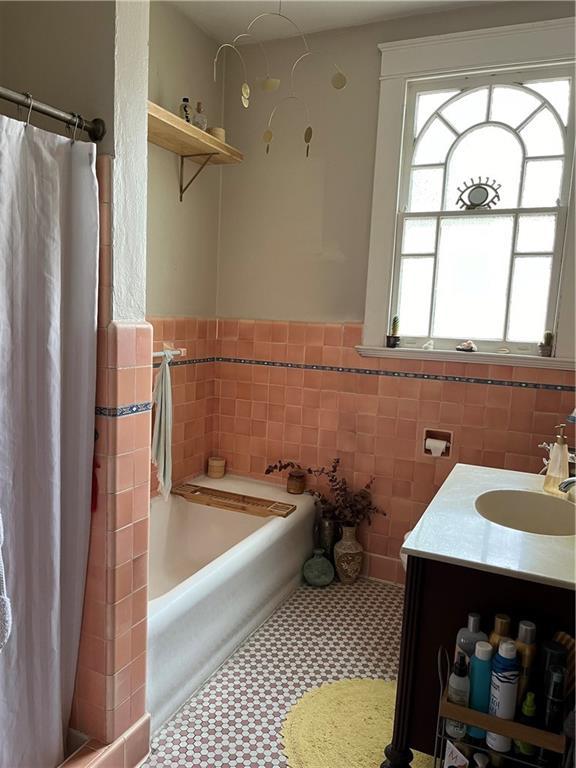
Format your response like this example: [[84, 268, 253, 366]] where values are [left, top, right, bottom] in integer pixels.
[[489, 614, 511, 652], [487, 639, 520, 753], [543, 424, 569, 495], [468, 640, 493, 739], [456, 613, 488, 660], [515, 620, 537, 704], [446, 652, 470, 740]]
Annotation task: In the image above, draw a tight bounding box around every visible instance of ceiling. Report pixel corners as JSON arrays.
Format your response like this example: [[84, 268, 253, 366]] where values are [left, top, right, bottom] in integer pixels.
[[172, 0, 483, 42]]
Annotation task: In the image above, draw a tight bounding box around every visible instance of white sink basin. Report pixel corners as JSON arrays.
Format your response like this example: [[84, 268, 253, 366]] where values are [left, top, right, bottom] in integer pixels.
[[475, 489, 575, 536]]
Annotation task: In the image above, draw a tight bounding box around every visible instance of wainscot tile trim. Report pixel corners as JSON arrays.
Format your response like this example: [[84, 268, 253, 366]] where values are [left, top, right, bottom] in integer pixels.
[[152, 356, 575, 392], [95, 402, 153, 417]]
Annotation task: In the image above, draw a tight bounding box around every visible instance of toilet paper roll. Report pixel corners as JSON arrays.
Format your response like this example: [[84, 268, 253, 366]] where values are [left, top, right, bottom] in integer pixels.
[[425, 437, 448, 457]]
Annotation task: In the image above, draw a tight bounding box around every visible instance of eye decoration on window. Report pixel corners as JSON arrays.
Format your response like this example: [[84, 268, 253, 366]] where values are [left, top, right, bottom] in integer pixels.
[[456, 177, 501, 209]]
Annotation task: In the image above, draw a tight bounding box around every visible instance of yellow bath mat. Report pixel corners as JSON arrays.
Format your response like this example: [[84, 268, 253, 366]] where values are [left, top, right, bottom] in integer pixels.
[[281, 678, 433, 768]]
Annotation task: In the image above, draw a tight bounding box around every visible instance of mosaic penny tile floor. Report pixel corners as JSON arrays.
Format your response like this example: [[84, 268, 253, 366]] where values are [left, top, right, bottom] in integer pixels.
[[145, 578, 404, 768]]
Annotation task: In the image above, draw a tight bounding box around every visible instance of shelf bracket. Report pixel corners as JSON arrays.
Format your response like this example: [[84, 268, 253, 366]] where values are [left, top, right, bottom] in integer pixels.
[[179, 153, 218, 201]]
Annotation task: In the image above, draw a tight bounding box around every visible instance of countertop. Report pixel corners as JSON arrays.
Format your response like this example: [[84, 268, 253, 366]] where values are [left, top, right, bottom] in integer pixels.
[[402, 464, 576, 590]]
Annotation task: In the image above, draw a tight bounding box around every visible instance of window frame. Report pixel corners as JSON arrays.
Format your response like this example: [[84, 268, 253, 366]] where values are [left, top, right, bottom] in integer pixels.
[[362, 20, 576, 367], [391, 68, 573, 355]]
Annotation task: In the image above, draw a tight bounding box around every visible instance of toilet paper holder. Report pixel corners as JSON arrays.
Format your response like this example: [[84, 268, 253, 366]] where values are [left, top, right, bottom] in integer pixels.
[[423, 429, 452, 458]]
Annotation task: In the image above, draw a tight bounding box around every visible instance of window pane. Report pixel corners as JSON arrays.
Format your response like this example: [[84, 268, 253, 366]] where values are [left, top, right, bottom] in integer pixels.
[[415, 90, 460, 136], [445, 125, 523, 210], [433, 216, 514, 339], [516, 214, 557, 253], [521, 159, 563, 207], [490, 85, 541, 128], [525, 79, 571, 125], [519, 107, 564, 156], [398, 257, 434, 336], [402, 218, 437, 253], [507, 257, 552, 342], [441, 88, 489, 133], [407, 167, 444, 212], [413, 117, 456, 165]]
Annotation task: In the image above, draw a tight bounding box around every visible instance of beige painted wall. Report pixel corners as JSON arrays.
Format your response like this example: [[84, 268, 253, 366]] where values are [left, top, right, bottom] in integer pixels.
[[0, 1, 116, 154], [147, 1, 222, 317], [217, 1, 575, 322]]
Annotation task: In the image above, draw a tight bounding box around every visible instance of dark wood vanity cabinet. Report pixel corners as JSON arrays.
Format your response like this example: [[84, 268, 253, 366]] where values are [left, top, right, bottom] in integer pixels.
[[381, 556, 575, 768]]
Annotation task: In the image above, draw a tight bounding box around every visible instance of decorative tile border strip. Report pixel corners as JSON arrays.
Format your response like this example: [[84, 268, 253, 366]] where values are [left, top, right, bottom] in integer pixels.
[[153, 356, 575, 392], [95, 402, 153, 417]]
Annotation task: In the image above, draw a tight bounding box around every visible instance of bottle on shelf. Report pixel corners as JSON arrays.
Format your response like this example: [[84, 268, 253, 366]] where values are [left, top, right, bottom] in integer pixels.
[[537, 640, 567, 708], [456, 613, 488, 660], [515, 620, 537, 704], [472, 753, 490, 768], [446, 651, 470, 740], [543, 666, 565, 734], [489, 614, 511, 652], [469, 640, 493, 739], [180, 97, 191, 123], [486, 639, 520, 753], [513, 691, 537, 757], [192, 101, 208, 131]]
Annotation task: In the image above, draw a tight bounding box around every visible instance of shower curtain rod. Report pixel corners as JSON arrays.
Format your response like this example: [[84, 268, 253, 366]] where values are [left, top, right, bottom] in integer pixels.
[[0, 86, 106, 142]]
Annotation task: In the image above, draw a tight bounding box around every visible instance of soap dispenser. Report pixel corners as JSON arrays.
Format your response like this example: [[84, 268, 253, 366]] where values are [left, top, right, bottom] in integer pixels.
[[543, 424, 569, 495]]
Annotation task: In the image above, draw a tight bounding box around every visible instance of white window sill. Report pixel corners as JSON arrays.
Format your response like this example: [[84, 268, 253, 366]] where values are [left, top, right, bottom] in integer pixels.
[[356, 345, 575, 371]]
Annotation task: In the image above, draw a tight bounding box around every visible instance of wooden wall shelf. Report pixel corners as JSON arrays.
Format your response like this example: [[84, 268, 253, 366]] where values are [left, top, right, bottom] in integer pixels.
[[147, 101, 243, 199]]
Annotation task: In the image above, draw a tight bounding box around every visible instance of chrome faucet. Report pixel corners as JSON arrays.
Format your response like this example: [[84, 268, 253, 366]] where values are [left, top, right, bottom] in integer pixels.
[[558, 477, 576, 493]]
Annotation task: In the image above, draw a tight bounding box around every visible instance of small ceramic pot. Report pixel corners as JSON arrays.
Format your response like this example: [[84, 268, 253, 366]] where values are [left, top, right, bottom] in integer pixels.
[[334, 524, 363, 584], [386, 335, 400, 348], [302, 549, 335, 587], [287, 469, 306, 494], [207, 456, 226, 478]]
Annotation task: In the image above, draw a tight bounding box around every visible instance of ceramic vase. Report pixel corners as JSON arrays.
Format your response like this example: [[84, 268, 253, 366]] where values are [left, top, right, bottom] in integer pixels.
[[317, 518, 337, 563], [302, 549, 335, 587], [334, 524, 363, 584]]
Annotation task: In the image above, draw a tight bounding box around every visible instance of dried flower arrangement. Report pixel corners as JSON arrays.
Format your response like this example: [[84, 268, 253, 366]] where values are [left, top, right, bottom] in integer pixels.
[[265, 457, 383, 527]]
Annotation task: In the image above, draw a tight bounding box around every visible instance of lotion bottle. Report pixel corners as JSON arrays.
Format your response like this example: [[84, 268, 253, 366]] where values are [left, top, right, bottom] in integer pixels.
[[543, 424, 569, 495], [455, 613, 488, 660]]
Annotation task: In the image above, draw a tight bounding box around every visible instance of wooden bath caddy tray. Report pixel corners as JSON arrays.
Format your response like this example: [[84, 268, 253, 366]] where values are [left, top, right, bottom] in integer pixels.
[[172, 483, 297, 518]]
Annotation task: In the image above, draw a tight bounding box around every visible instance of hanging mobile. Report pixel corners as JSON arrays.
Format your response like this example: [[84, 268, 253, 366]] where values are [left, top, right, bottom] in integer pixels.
[[304, 126, 313, 157]]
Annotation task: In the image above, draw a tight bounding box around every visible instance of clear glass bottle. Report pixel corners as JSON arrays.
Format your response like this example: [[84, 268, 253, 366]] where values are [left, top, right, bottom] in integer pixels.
[[192, 101, 208, 131], [543, 424, 569, 495]]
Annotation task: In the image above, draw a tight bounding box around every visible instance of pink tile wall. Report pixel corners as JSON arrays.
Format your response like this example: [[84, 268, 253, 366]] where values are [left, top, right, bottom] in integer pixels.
[[67, 156, 151, 767], [145, 316, 574, 585], [147, 317, 218, 492], [213, 320, 575, 584]]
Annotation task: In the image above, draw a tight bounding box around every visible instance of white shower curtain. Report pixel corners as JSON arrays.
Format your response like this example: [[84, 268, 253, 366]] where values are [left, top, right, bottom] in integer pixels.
[[0, 115, 98, 767]]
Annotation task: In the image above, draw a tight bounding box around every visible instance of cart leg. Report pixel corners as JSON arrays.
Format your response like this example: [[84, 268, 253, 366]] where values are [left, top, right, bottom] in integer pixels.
[[380, 556, 423, 768]]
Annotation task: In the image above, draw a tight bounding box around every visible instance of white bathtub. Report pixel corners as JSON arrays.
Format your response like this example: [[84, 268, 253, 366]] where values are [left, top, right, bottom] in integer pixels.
[[147, 474, 315, 732]]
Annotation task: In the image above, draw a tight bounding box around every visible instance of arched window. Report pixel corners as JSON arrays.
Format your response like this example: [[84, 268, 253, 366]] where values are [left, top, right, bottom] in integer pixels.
[[393, 72, 572, 349]]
